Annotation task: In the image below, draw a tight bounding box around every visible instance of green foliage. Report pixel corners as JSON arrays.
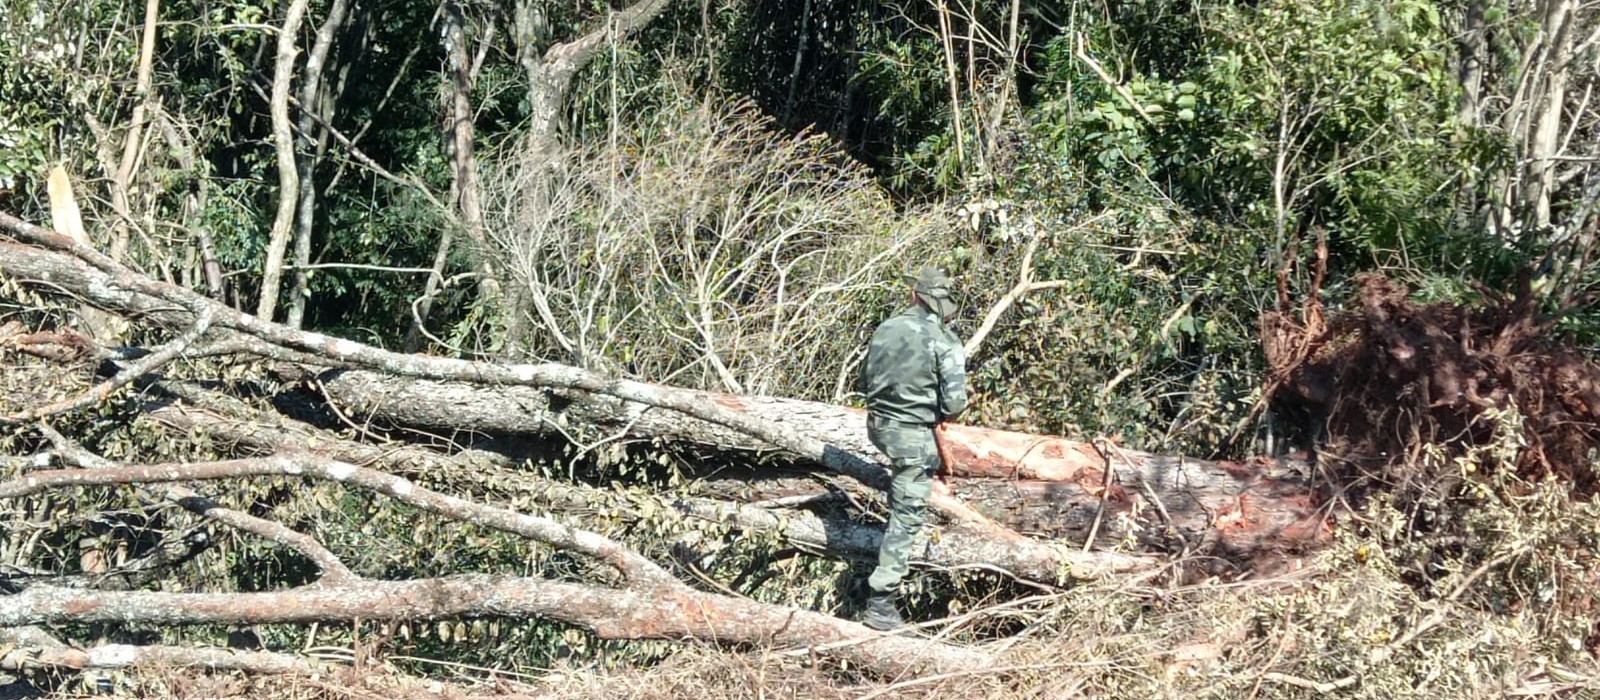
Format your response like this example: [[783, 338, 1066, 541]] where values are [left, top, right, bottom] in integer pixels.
[[951, 181, 1263, 453]]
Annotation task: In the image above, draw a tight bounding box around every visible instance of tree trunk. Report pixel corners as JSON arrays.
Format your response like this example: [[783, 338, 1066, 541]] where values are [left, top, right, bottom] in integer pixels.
[[140, 396, 1156, 583], [0, 576, 987, 676], [1522, 0, 1577, 233], [286, 0, 354, 329], [442, 0, 498, 310], [1454, 0, 1488, 233], [499, 0, 673, 355], [318, 370, 1329, 557], [404, 2, 485, 350], [0, 442, 992, 677], [104, 0, 162, 264], [259, 0, 313, 322]]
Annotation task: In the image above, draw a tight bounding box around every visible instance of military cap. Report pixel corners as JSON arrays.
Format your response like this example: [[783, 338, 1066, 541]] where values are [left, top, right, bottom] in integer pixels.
[[904, 266, 957, 318]]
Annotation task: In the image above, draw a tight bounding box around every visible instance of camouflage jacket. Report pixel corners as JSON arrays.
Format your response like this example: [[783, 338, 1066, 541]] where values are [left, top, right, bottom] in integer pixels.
[[859, 304, 968, 425]]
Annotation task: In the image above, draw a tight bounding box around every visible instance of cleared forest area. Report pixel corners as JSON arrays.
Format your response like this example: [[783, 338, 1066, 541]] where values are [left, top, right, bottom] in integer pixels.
[[2, 0, 1600, 696]]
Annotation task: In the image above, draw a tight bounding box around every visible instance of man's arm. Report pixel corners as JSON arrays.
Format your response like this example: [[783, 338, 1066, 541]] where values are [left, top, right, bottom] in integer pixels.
[[935, 336, 968, 420]]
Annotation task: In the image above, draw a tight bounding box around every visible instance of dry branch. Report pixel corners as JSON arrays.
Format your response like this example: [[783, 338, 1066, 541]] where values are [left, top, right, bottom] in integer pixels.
[[1, 643, 319, 675], [0, 575, 988, 676], [0, 617, 319, 675]]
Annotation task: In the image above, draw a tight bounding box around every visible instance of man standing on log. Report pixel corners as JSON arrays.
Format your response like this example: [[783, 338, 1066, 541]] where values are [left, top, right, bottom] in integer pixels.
[[856, 266, 968, 630]]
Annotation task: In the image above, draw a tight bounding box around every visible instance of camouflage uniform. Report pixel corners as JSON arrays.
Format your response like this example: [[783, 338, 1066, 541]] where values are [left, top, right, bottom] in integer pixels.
[[859, 268, 967, 596]]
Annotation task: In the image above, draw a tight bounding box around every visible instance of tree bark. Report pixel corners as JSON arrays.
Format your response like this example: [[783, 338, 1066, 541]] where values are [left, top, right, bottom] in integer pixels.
[[1454, 0, 1489, 234]]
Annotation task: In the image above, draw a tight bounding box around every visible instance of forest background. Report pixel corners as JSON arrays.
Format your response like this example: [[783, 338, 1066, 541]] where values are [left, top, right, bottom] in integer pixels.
[[0, 0, 1598, 697]]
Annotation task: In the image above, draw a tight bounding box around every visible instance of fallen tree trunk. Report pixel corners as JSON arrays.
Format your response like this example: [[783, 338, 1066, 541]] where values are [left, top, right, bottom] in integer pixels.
[[0, 576, 989, 675], [0, 226, 989, 531], [139, 394, 1157, 583], [319, 370, 1331, 556]]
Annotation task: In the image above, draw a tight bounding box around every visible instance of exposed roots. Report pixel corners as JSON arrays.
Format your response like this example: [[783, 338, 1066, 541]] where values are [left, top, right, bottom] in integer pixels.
[[1266, 272, 1600, 497]]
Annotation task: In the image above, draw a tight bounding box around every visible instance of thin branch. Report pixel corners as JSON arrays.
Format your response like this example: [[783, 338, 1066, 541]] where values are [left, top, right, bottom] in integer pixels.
[[0, 524, 212, 592], [245, 81, 454, 223], [965, 233, 1070, 356], [1074, 33, 1155, 126], [1259, 672, 1360, 693], [288, 262, 441, 274]]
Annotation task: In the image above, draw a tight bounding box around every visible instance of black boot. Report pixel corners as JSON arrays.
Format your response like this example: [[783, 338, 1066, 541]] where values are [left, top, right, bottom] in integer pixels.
[[860, 591, 904, 631]]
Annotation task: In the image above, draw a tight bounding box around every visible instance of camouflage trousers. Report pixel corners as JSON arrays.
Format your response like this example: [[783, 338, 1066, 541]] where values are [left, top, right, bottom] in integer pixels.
[[865, 415, 939, 594]]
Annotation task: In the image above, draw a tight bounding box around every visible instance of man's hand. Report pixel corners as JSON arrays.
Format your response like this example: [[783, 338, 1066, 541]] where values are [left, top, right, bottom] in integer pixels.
[[933, 422, 953, 483]]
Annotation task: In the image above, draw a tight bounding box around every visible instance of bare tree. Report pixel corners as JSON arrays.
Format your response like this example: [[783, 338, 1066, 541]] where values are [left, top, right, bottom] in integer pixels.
[[486, 93, 946, 399], [491, 0, 674, 354]]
